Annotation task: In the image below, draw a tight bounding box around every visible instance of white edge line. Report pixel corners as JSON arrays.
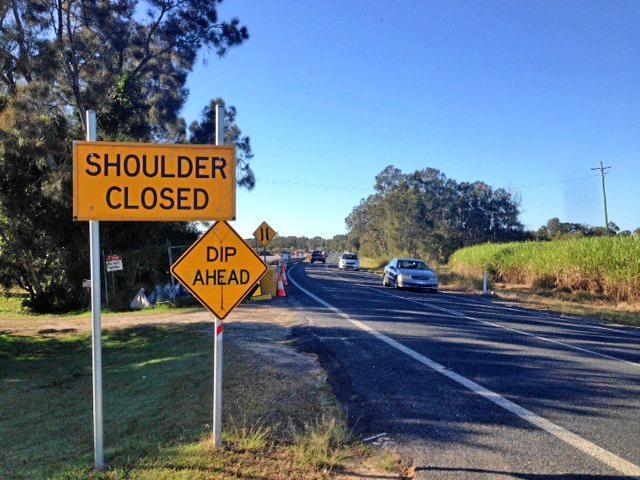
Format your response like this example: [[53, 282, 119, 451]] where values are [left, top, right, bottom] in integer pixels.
[[366, 285, 640, 371], [451, 295, 640, 339], [354, 268, 640, 339], [361, 432, 388, 443], [328, 268, 640, 369], [288, 265, 640, 478]]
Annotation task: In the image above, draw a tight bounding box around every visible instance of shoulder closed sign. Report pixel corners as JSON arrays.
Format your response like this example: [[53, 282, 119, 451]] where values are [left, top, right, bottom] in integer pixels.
[[73, 141, 236, 221]]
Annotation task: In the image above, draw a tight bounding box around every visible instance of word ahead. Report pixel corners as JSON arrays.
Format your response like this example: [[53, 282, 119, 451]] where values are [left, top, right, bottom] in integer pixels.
[[73, 141, 236, 221], [171, 221, 268, 319]]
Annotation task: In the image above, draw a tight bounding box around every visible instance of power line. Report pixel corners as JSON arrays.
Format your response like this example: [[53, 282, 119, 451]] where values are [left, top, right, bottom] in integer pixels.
[[261, 179, 371, 192], [261, 172, 604, 193], [517, 173, 600, 189]]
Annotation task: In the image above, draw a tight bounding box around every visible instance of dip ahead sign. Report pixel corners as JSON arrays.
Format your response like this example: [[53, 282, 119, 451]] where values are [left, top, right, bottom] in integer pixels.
[[73, 141, 236, 221], [171, 221, 267, 319]]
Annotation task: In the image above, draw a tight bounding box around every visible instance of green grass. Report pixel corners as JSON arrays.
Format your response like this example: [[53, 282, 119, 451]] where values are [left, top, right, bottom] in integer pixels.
[[0, 294, 201, 320], [0, 322, 352, 479], [358, 257, 389, 272], [450, 236, 640, 303], [0, 294, 29, 316], [290, 417, 351, 471], [374, 450, 401, 473]]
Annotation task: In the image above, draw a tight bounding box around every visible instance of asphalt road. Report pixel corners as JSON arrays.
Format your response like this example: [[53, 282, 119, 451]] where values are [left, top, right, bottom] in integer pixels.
[[288, 257, 640, 480]]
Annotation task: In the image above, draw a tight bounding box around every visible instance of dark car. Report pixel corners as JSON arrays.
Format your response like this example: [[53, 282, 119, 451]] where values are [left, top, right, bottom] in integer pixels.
[[310, 250, 326, 264]]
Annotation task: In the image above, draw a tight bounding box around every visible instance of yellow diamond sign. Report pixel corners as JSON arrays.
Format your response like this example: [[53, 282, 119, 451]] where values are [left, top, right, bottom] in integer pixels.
[[171, 221, 268, 319], [253, 221, 277, 247]]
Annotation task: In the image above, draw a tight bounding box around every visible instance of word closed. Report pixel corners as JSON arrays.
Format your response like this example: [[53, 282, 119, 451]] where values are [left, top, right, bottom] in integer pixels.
[[73, 141, 236, 221]]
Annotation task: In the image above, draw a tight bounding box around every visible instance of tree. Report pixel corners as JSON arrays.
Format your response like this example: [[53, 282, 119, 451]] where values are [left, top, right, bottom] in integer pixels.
[[0, 0, 250, 311], [189, 99, 255, 189], [345, 166, 524, 262]]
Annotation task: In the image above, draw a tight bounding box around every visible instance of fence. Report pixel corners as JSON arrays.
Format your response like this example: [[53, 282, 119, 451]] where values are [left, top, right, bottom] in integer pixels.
[[101, 242, 191, 310]]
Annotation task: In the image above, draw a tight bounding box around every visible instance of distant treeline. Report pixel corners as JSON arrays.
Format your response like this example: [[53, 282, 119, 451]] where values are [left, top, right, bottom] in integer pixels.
[[247, 236, 330, 253], [250, 168, 639, 264], [332, 166, 524, 262]]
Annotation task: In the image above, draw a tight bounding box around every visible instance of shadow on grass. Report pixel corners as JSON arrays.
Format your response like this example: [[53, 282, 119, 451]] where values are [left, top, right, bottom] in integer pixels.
[[0, 320, 345, 480]]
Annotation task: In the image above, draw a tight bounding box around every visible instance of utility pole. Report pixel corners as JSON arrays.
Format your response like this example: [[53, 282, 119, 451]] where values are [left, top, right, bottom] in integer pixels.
[[591, 161, 611, 236]]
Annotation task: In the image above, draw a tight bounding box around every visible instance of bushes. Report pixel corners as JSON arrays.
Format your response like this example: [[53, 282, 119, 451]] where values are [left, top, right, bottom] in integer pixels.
[[449, 237, 640, 302]]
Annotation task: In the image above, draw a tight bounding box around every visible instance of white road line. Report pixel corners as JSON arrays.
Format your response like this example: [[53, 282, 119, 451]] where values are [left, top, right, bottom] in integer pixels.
[[450, 295, 640, 339], [328, 269, 639, 369], [366, 286, 640, 370], [353, 268, 640, 339], [288, 268, 640, 478]]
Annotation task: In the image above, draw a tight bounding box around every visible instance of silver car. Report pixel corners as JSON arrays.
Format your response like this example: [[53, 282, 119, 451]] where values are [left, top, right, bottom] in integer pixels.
[[382, 258, 439, 292]]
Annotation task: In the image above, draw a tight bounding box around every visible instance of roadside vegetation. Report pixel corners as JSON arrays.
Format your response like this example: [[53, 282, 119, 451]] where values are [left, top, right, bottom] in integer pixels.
[[0, 1, 254, 313], [450, 236, 640, 303], [0, 305, 396, 479], [331, 165, 524, 262]]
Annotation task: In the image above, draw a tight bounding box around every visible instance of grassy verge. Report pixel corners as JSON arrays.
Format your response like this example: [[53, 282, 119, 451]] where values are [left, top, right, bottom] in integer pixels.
[[358, 257, 388, 273], [0, 307, 391, 479], [450, 237, 640, 303], [436, 265, 640, 327], [0, 292, 201, 320]]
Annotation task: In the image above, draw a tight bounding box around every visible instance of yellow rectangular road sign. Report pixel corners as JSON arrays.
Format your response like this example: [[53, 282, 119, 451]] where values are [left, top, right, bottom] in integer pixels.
[[171, 221, 268, 319], [73, 141, 236, 221], [253, 221, 277, 247]]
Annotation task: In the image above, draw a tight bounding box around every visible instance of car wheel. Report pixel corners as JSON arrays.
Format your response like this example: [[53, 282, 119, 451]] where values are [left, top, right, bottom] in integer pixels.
[[382, 275, 389, 287], [393, 278, 399, 290]]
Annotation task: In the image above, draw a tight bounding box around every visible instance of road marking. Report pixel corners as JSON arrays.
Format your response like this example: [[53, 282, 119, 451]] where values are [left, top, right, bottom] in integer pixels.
[[326, 268, 640, 369], [450, 295, 640, 339], [315, 265, 640, 364], [351, 268, 640, 339], [288, 267, 640, 478], [365, 286, 640, 370]]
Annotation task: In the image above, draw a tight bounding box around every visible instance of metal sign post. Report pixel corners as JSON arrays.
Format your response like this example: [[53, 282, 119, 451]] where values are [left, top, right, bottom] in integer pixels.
[[73, 104, 239, 465], [213, 102, 225, 448], [87, 110, 104, 470]]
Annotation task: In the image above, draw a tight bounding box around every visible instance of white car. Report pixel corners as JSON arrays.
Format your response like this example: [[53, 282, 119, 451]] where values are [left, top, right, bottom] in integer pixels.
[[338, 252, 360, 271]]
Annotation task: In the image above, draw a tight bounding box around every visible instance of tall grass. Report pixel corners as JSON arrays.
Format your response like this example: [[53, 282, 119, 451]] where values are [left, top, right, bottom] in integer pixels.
[[449, 236, 640, 302]]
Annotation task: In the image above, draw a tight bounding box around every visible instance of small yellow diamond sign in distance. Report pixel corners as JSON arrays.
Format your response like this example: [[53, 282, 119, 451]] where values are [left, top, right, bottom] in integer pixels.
[[253, 221, 277, 247], [171, 221, 268, 319]]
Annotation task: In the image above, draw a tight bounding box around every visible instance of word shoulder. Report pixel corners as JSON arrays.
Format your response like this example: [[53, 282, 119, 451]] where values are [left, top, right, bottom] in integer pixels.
[[84, 153, 228, 179]]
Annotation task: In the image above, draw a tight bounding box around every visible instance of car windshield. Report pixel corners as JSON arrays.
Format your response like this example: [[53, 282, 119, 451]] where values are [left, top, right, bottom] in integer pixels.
[[343, 254, 358, 260], [398, 260, 428, 270]]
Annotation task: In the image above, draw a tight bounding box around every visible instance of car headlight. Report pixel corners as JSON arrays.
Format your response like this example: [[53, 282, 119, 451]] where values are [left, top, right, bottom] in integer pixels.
[[399, 274, 411, 280]]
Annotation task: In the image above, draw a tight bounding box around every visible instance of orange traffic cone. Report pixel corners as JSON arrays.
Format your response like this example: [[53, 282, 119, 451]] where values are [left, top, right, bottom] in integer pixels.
[[277, 272, 286, 297], [281, 263, 289, 286]]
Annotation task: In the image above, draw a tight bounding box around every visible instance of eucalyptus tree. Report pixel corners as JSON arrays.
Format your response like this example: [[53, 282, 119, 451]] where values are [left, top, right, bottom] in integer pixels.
[[0, 0, 250, 311]]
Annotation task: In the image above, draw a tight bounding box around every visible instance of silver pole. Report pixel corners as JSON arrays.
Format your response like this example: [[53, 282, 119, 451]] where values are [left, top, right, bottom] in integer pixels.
[[213, 101, 225, 448], [483, 271, 489, 295], [87, 110, 104, 470], [167, 241, 176, 302]]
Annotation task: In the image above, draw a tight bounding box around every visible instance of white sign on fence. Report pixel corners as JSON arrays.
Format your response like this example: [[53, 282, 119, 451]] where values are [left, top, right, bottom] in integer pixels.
[[105, 255, 124, 272]]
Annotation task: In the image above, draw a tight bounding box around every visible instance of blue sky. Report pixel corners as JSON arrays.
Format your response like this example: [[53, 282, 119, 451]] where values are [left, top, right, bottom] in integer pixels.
[[182, 0, 639, 238]]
